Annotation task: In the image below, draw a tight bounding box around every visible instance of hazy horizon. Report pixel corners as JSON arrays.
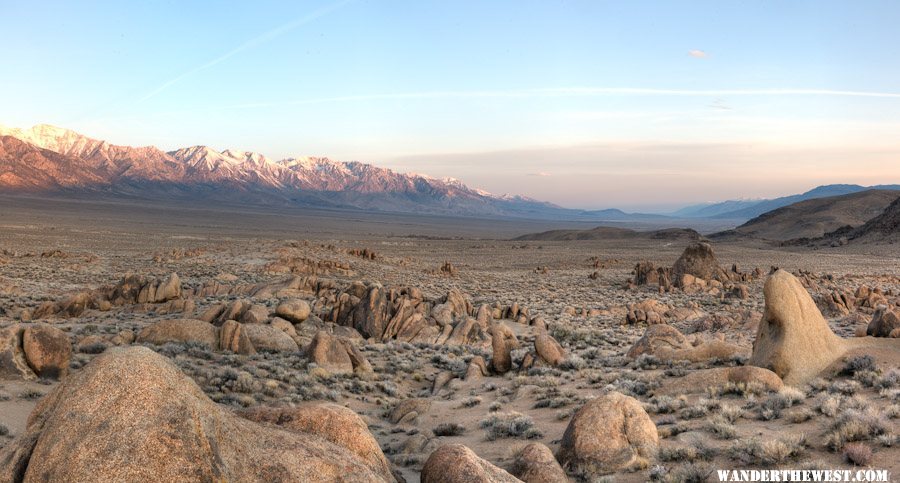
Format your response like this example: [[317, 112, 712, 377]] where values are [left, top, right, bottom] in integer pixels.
[[4, 0, 899, 211]]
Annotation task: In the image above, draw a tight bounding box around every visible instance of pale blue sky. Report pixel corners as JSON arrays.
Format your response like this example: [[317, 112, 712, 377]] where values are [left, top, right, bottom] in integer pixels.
[[3, 1, 899, 210]]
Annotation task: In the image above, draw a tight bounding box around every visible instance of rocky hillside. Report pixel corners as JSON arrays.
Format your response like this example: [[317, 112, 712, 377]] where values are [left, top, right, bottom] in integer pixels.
[[711, 190, 900, 242]]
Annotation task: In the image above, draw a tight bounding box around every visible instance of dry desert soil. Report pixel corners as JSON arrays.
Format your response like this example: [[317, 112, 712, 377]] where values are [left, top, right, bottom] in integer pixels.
[[1, 195, 898, 482]]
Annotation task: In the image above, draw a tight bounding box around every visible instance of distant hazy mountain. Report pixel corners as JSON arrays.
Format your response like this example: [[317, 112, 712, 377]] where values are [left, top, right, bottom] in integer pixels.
[[674, 184, 900, 220], [711, 189, 900, 241]]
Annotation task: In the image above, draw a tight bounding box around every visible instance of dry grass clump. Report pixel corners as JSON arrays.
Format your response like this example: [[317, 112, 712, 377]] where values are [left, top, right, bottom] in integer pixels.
[[842, 442, 873, 466], [479, 412, 543, 440], [728, 435, 807, 465]]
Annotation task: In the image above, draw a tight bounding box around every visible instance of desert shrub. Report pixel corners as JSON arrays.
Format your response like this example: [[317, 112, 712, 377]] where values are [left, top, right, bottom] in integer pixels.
[[815, 394, 843, 417], [459, 396, 482, 408], [646, 395, 687, 414], [479, 412, 543, 440], [658, 422, 691, 439], [488, 401, 502, 412], [842, 442, 873, 466], [719, 403, 744, 423], [787, 408, 815, 424], [0, 423, 8, 436], [18, 389, 43, 400], [828, 380, 861, 395], [658, 441, 715, 462], [824, 409, 889, 450], [666, 462, 714, 483], [706, 415, 738, 439], [728, 435, 806, 465], [433, 423, 466, 437], [840, 355, 875, 376], [876, 369, 900, 390], [757, 387, 804, 420]]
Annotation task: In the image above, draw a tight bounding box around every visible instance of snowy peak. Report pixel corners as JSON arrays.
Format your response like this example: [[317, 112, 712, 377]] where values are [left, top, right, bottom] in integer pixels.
[[0, 123, 567, 218]]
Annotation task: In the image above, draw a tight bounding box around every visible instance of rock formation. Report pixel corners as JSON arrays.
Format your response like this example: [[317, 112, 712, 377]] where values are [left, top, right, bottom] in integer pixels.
[[748, 270, 847, 384], [421, 444, 519, 483]]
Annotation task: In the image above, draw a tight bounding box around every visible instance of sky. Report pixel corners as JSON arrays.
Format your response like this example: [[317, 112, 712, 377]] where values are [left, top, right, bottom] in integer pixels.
[[3, 0, 900, 211]]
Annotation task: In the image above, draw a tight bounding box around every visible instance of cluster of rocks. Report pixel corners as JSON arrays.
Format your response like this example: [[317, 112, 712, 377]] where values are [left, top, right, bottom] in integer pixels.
[[151, 247, 206, 264], [438, 261, 457, 277], [346, 247, 378, 260], [630, 242, 759, 296], [26, 272, 186, 320]]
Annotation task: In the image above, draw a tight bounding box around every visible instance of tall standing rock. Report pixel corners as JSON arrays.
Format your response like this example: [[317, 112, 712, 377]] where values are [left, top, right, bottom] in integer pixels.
[[491, 323, 519, 374], [748, 269, 847, 385], [350, 285, 391, 341]]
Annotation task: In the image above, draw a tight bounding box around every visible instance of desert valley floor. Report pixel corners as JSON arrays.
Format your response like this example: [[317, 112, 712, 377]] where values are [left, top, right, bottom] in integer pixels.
[[1, 196, 898, 482]]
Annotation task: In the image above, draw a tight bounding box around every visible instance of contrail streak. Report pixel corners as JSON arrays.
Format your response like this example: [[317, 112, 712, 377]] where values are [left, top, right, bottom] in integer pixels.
[[136, 0, 352, 103]]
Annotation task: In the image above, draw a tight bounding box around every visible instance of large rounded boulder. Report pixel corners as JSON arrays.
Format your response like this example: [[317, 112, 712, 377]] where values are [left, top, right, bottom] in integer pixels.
[[557, 391, 658, 477], [238, 403, 394, 481], [0, 346, 393, 482]]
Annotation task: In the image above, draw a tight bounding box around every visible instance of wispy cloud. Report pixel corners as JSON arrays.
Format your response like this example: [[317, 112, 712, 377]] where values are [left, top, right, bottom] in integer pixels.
[[528, 172, 552, 177], [688, 49, 708, 58], [136, 0, 352, 103], [220, 86, 900, 109]]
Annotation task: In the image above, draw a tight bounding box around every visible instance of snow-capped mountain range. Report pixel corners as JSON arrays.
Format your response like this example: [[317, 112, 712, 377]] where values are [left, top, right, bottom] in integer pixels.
[[0, 123, 566, 218]]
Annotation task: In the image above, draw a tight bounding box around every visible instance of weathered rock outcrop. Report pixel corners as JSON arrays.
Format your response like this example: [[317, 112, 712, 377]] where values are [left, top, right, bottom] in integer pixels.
[[0, 347, 394, 482], [557, 392, 658, 476], [305, 331, 372, 374]]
